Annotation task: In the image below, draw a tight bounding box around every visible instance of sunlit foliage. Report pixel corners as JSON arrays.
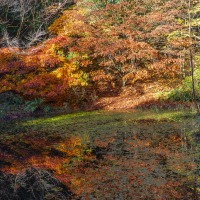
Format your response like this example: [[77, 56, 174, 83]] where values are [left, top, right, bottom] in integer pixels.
[[0, 0, 197, 106]]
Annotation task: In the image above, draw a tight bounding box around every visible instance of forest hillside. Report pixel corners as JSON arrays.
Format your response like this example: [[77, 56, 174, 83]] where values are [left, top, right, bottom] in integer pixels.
[[0, 0, 200, 114]]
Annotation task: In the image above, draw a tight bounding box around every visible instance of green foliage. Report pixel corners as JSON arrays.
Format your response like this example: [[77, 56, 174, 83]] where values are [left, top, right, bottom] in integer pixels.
[[24, 98, 53, 113], [0, 92, 24, 105], [0, 93, 53, 119], [24, 98, 44, 113], [66, 52, 78, 60], [167, 77, 194, 101], [0, 92, 25, 119], [159, 55, 200, 102], [43, 105, 52, 113]]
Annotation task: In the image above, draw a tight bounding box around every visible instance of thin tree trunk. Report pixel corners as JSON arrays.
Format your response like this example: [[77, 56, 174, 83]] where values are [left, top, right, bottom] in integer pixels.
[[188, 0, 199, 114], [190, 49, 199, 113]]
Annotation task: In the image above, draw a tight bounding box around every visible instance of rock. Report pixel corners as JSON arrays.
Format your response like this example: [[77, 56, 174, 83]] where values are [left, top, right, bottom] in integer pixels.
[[0, 168, 74, 200], [0, 171, 15, 200]]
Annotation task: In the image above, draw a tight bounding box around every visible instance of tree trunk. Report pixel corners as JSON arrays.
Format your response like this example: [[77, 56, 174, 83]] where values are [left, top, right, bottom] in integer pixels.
[[188, 0, 199, 114]]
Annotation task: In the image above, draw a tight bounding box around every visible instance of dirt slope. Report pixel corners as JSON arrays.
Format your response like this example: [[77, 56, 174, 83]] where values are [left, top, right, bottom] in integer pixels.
[[93, 83, 168, 110]]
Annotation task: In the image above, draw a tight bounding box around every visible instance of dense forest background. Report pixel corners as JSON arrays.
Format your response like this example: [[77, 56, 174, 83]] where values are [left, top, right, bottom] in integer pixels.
[[0, 0, 200, 113]]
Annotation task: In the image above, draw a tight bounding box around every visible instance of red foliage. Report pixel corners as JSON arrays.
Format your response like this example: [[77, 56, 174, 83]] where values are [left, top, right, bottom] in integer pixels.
[[0, 0, 188, 105]]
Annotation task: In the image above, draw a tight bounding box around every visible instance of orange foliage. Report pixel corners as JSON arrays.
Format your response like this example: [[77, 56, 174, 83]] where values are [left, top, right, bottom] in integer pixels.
[[0, 0, 187, 104]]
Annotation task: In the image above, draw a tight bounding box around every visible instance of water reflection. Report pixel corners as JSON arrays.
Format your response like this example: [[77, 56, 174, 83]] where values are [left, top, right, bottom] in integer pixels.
[[0, 119, 200, 199]]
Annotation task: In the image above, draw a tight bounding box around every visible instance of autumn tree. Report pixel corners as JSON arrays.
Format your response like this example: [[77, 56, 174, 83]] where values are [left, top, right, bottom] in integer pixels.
[[167, 0, 200, 108], [70, 0, 187, 93], [0, 0, 193, 106]]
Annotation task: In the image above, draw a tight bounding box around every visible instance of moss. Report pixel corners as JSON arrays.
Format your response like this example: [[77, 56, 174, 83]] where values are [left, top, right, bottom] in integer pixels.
[[5, 110, 190, 137]]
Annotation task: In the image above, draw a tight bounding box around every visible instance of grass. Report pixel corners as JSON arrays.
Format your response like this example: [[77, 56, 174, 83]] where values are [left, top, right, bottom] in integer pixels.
[[0, 109, 195, 138]]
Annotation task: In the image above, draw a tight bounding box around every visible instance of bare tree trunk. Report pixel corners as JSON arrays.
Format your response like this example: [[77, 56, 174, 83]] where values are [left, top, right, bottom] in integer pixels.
[[190, 49, 199, 113], [188, 0, 199, 114]]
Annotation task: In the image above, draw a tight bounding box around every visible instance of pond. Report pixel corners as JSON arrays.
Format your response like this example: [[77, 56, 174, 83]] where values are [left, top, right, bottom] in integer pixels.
[[0, 110, 200, 199]]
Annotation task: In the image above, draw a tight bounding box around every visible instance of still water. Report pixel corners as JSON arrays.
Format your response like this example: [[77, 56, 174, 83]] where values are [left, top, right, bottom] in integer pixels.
[[0, 111, 200, 199]]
